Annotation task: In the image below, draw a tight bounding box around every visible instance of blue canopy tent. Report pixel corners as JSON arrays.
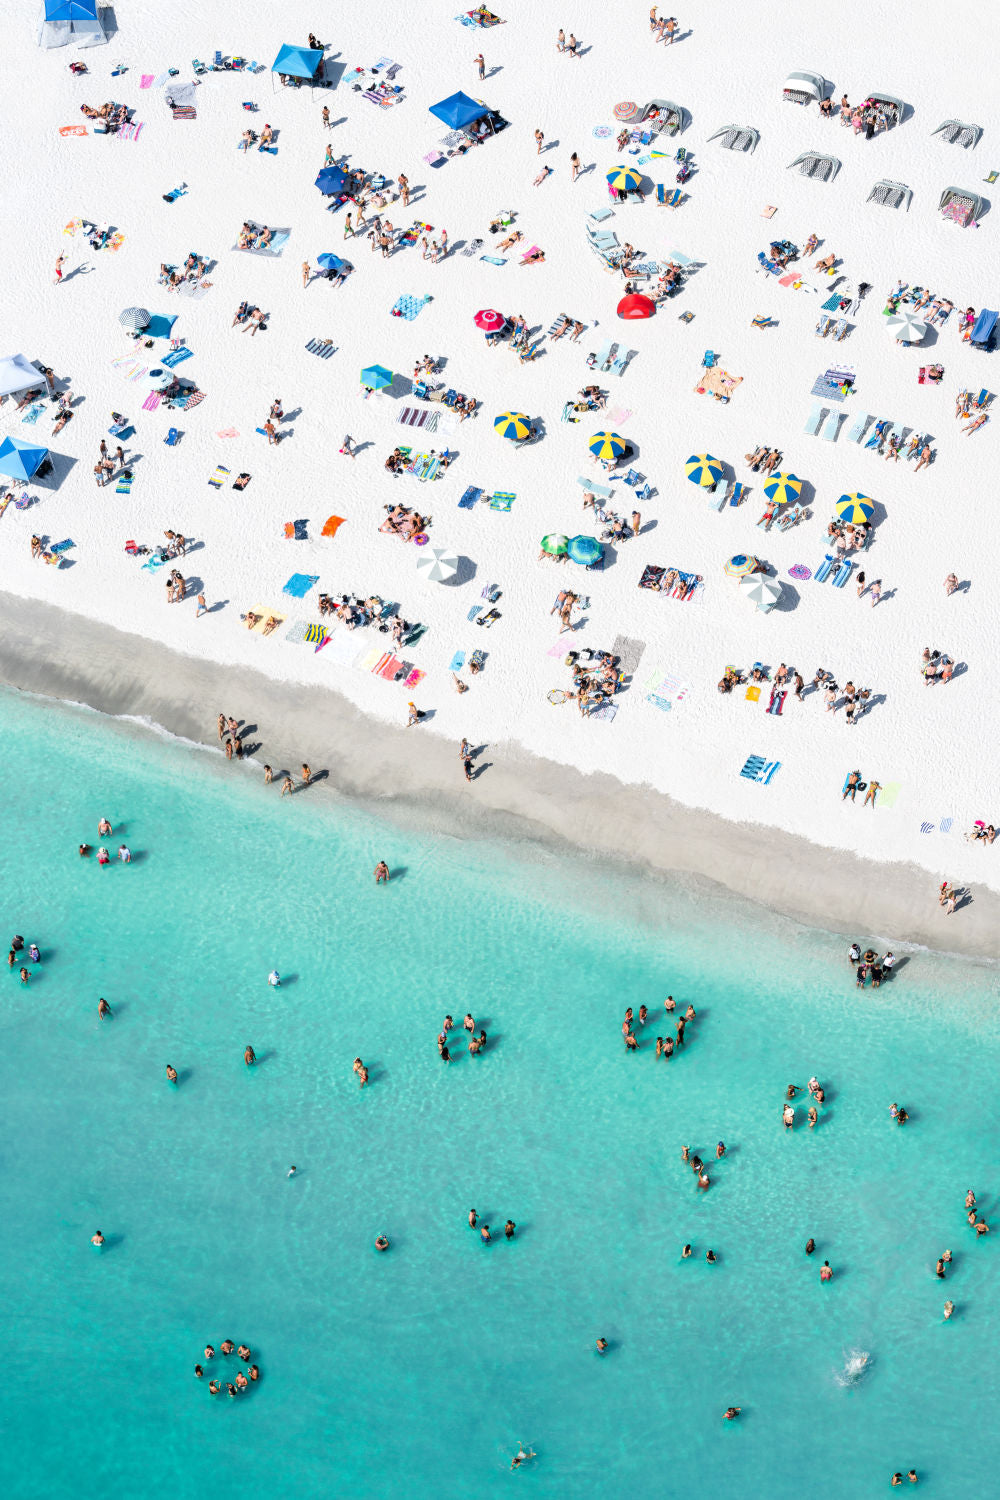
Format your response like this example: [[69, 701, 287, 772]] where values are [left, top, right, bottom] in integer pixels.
[[315, 167, 348, 197], [970, 309, 998, 349], [0, 436, 49, 482], [37, 0, 107, 47], [429, 91, 497, 135], [272, 44, 324, 91]]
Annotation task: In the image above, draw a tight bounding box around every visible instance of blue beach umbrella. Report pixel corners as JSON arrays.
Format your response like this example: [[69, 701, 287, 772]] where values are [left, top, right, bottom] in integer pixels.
[[316, 252, 346, 271], [588, 431, 626, 461], [566, 534, 603, 566], [762, 471, 802, 505], [315, 167, 348, 196], [494, 412, 531, 441], [0, 435, 48, 482], [361, 365, 393, 391]]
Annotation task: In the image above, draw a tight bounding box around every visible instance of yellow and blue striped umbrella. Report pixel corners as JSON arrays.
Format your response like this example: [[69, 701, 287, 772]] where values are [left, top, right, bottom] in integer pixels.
[[588, 431, 626, 461], [606, 164, 643, 192], [762, 471, 802, 504], [494, 411, 531, 442], [836, 492, 874, 524], [685, 453, 723, 487]]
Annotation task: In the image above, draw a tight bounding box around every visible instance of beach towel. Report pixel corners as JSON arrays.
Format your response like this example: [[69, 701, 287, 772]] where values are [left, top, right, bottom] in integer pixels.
[[745, 685, 761, 703], [175, 280, 211, 299], [876, 782, 902, 810], [480, 255, 507, 266], [396, 407, 438, 431], [215, 427, 239, 439], [761, 205, 777, 218], [766, 689, 787, 715], [207, 466, 229, 489], [306, 339, 336, 358], [404, 668, 426, 688], [321, 515, 345, 538], [605, 406, 633, 425], [171, 106, 197, 120], [49, 539, 74, 554], [449, 651, 466, 672], [140, 74, 154, 88], [142, 391, 162, 411], [282, 573, 318, 598], [390, 294, 431, 320], [162, 347, 193, 367], [304, 624, 328, 645], [59, 125, 88, 137], [116, 475, 133, 494], [458, 486, 482, 509], [183, 392, 205, 410], [489, 491, 515, 511], [20, 403, 44, 425], [284, 620, 309, 645], [116, 121, 144, 142], [588, 702, 618, 723], [424, 151, 447, 167], [284, 519, 308, 541]]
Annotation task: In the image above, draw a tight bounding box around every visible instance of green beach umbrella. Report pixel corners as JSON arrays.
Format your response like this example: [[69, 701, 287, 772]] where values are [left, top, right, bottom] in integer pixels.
[[588, 431, 626, 461], [540, 533, 569, 555]]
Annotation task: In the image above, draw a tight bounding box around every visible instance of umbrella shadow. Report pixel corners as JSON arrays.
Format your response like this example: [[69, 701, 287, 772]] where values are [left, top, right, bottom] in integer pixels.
[[773, 582, 800, 612], [443, 556, 477, 588]]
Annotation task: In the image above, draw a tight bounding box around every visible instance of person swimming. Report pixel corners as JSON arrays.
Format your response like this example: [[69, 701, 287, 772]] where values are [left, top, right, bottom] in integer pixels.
[[98, 817, 112, 836], [98, 998, 112, 1019], [79, 844, 91, 856], [97, 847, 110, 866], [510, 1444, 536, 1470], [682, 1244, 692, 1258], [91, 1229, 104, 1246], [166, 1064, 178, 1083], [596, 1337, 608, 1353], [706, 1249, 717, 1264], [723, 1407, 741, 1421], [375, 1235, 389, 1251], [805, 1238, 816, 1255]]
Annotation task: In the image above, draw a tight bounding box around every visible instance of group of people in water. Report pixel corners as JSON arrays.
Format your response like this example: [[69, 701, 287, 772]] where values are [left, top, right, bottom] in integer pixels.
[[438, 1012, 488, 1062], [195, 1340, 260, 1397]]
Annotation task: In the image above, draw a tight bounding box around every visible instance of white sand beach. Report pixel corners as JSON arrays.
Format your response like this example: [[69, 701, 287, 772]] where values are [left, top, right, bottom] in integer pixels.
[[3, 1, 1000, 939]]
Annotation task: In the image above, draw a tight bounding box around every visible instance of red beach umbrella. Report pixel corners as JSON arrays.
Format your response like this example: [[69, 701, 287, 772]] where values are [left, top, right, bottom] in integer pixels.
[[474, 308, 505, 330], [618, 293, 655, 319]]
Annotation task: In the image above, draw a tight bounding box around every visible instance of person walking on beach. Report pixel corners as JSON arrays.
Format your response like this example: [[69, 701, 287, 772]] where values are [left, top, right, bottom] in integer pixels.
[[868, 579, 882, 607], [280, 775, 293, 796], [54, 254, 66, 285], [322, 105, 330, 129], [301, 261, 311, 289], [535, 128, 544, 154], [570, 152, 581, 182], [557, 28, 565, 50], [474, 52, 485, 80], [567, 33, 580, 56], [398, 174, 409, 207], [196, 594, 207, 618]]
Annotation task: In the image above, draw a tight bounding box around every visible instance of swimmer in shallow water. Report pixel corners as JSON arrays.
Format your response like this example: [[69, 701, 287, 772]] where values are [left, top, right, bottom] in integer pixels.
[[98, 817, 112, 836], [943, 1301, 954, 1319], [375, 1235, 389, 1251], [682, 1244, 692, 1258], [805, 1238, 816, 1255], [510, 1444, 536, 1470], [706, 1249, 717, 1264], [91, 1229, 104, 1246], [724, 1407, 741, 1421], [166, 1064, 178, 1083], [79, 844, 91, 856], [596, 1337, 608, 1353], [98, 998, 112, 1019]]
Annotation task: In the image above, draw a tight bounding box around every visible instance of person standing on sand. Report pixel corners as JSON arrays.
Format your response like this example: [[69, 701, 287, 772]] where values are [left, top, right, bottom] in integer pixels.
[[570, 152, 581, 182], [322, 106, 330, 129], [535, 128, 544, 154], [302, 261, 311, 289], [280, 775, 293, 796], [54, 254, 66, 284], [196, 594, 207, 618], [301, 764, 311, 786], [217, 714, 226, 741], [264, 765, 273, 784], [557, 28, 565, 50], [474, 52, 485, 80]]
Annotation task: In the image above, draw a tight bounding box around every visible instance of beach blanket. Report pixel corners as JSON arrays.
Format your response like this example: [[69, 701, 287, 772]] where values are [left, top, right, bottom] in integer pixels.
[[175, 281, 211, 300], [116, 121, 144, 142], [140, 74, 154, 88], [403, 668, 425, 688], [215, 427, 239, 438], [245, 605, 285, 634], [321, 515, 346, 538], [171, 106, 197, 120], [284, 620, 309, 645], [449, 651, 466, 671], [611, 634, 646, 677], [489, 491, 515, 511], [282, 573, 319, 598], [162, 347, 193, 367], [59, 125, 88, 137], [142, 391, 162, 411], [458, 486, 482, 509], [876, 782, 902, 810], [605, 406, 633, 425], [116, 475, 133, 494], [396, 406, 438, 430], [20, 403, 45, 425], [588, 702, 618, 723], [480, 255, 507, 266], [740, 755, 781, 783], [284, 520, 309, 540], [50, 539, 74, 554], [207, 465, 229, 489], [390, 294, 431, 320], [645, 670, 690, 711], [306, 339, 336, 358], [183, 392, 205, 410], [304, 623, 328, 645]]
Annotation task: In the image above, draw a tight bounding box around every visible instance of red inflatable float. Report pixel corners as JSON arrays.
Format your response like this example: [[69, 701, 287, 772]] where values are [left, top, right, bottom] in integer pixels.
[[617, 293, 655, 319]]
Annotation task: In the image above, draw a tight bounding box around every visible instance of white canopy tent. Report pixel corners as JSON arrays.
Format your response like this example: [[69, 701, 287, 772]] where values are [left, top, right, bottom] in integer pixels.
[[0, 354, 50, 399]]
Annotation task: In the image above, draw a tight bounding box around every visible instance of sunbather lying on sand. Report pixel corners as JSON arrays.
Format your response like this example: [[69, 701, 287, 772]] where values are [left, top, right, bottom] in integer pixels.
[[814, 253, 836, 272], [261, 616, 280, 636], [244, 612, 262, 630], [497, 230, 522, 251]]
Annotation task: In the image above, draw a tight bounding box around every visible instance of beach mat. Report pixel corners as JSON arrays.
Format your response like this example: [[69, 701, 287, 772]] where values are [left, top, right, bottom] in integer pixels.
[[390, 294, 431, 320], [246, 606, 286, 635], [611, 634, 645, 677], [282, 573, 319, 598]]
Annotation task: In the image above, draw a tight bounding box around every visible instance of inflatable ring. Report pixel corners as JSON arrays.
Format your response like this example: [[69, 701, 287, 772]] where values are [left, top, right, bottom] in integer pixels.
[[547, 689, 568, 705], [413, 533, 429, 546]]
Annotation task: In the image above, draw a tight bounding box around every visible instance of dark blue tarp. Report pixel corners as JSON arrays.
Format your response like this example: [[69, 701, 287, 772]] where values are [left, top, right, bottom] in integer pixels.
[[315, 167, 348, 196], [970, 309, 998, 347], [428, 92, 486, 130], [44, 0, 98, 18], [272, 44, 323, 79]]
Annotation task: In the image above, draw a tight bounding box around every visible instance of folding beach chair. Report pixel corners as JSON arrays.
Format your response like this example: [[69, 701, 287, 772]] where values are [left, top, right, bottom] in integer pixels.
[[729, 481, 747, 506], [847, 411, 872, 443], [821, 410, 841, 441], [609, 347, 631, 376], [665, 189, 682, 208], [803, 403, 824, 436]]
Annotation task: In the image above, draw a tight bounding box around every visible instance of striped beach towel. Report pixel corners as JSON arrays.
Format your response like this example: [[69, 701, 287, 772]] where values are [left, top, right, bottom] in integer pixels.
[[207, 465, 230, 488], [116, 475, 133, 494], [396, 406, 437, 430], [126, 367, 148, 383], [142, 391, 162, 411], [304, 624, 328, 645], [183, 392, 205, 410], [489, 491, 515, 511]]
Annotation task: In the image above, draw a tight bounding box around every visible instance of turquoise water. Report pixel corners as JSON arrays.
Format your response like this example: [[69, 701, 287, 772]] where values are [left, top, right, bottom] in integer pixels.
[[1, 689, 998, 1500]]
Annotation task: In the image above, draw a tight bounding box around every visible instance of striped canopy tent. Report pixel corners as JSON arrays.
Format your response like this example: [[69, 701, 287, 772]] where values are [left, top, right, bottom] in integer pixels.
[[606, 165, 643, 192], [762, 472, 803, 504], [685, 453, 724, 488], [494, 411, 531, 441], [836, 492, 874, 524], [588, 431, 626, 461]]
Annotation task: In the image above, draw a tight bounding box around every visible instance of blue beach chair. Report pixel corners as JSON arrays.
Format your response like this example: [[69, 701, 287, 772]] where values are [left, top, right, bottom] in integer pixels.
[[804, 403, 824, 436]]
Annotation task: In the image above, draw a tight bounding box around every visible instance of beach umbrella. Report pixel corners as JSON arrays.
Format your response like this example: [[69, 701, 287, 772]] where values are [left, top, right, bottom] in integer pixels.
[[740, 573, 782, 612], [685, 453, 724, 488], [540, 533, 569, 555], [415, 546, 459, 583], [613, 101, 638, 121], [886, 311, 927, 344], [836, 492, 875, 524], [724, 554, 757, 577], [118, 307, 150, 331], [315, 167, 348, 196], [494, 411, 531, 441], [566, 534, 603, 567], [762, 471, 803, 504], [316, 252, 346, 271], [474, 308, 505, 331], [0, 435, 48, 482], [361, 365, 393, 391], [588, 431, 626, 461], [606, 165, 643, 192]]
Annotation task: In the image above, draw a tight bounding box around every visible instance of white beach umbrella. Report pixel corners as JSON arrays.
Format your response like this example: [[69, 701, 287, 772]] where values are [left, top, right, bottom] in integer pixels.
[[886, 311, 927, 344], [415, 546, 459, 584], [739, 573, 782, 612], [119, 307, 151, 330]]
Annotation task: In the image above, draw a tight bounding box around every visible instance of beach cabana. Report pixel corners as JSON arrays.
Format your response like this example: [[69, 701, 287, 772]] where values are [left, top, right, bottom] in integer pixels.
[[638, 100, 686, 136], [0, 354, 50, 399], [271, 44, 324, 91], [788, 151, 841, 182], [708, 125, 759, 153], [862, 92, 905, 127], [37, 0, 108, 48], [932, 120, 982, 150], [430, 91, 493, 131], [867, 179, 912, 211], [0, 435, 49, 482], [939, 186, 982, 227], [782, 71, 827, 106], [969, 310, 998, 349]]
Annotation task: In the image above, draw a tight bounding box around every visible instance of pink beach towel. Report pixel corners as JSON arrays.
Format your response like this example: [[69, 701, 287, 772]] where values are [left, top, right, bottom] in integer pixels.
[[141, 390, 162, 411], [403, 668, 425, 688], [140, 74, 154, 89]]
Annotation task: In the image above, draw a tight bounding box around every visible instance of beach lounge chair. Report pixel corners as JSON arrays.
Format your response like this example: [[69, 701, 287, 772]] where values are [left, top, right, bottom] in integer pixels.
[[833, 318, 849, 340], [832, 559, 852, 587], [813, 554, 836, 582], [708, 484, 728, 511], [804, 403, 824, 436], [777, 502, 804, 530], [164, 427, 179, 446], [821, 410, 842, 441], [729, 481, 747, 506], [593, 340, 616, 372], [865, 421, 889, 451], [887, 421, 907, 446], [816, 317, 832, 337], [847, 411, 872, 443], [609, 347, 632, 376], [664, 189, 682, 208], [656, 184, 666, 206]]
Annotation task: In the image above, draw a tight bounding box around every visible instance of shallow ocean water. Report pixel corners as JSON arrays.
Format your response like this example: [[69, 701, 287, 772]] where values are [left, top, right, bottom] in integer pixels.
[[0, 688, 997, 1500]]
